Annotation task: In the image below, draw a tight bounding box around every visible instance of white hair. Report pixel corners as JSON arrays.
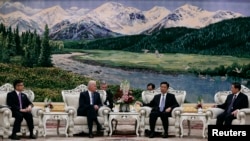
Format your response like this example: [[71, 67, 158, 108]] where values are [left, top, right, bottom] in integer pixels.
[[88, 80, 96, 87]]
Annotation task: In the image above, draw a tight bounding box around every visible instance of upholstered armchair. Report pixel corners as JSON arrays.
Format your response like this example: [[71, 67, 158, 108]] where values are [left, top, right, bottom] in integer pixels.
[[139, 87, 186, 137], [61, 84, 111, 136], [0, 83, 44, 139], [205, 85, 250, 132]]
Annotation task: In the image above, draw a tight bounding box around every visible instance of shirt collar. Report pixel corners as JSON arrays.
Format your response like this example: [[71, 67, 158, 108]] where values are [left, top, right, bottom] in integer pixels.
[[15, 90, 21, 95]]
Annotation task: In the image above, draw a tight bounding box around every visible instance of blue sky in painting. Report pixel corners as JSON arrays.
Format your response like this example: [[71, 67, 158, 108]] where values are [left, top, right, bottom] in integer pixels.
[[9, 0, 250, 16]]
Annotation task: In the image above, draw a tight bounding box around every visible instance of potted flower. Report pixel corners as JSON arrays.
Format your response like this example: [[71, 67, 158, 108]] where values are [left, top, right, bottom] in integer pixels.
[[114, 80, 135, 112], [44, 97, 53, 112], [195, 96, 203, 113]]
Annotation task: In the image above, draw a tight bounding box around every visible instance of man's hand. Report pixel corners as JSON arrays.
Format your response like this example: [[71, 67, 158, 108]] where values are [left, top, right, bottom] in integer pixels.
[[212, 105, 217, 108], [94, 105, 99, 110], [165, 107, 171, 112], [26, 105, 32, 112], [232, 109, 238, 117], [135, 101, 143, 107]]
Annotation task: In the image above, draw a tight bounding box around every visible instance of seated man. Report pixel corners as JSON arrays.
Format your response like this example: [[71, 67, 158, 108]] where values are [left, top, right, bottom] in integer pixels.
[[213, 82, 249, 125], [77, 80, 104, 138], [7, 79, 37, 140], [99, 80, 113, 110], [137, 81, 179, 138]]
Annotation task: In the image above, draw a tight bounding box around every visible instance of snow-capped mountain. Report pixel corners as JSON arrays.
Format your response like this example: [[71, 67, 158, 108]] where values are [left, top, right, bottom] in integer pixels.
[[76, 2, 170, 35], [0, 2, 41, 15], [0, 11, 42, 33], [0, 1, 245, 39], [144, 4, 242, 33]]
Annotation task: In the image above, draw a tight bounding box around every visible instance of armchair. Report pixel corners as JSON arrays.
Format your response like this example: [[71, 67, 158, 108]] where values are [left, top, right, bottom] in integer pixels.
[[139, 87, 186, 137], [61, 84, 111, 136], [0, 83, 43, 139], [205, 85, 250, 134]]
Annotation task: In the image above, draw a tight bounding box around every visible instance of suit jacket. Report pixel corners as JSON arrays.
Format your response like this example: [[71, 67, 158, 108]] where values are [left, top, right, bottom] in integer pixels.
[[103, 89, 114, 110], [77, 91, 103, 116], [6, 90, 33, 112], [143, 93, 179, 113], [217, 92, 249, 112]]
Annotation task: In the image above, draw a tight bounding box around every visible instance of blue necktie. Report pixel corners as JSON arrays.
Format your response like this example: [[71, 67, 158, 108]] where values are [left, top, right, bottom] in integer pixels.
[[160, 95, 165, 112], [227, 95, 236, 113], [18, 93, 22, 109], [91, 93, 95, 105]]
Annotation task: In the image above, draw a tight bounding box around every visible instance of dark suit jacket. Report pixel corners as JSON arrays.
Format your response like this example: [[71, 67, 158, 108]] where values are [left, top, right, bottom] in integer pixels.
[[143, 93, 179, 113], [6, 90, 33, 112], [77, 91, 103, 116], [103, 89, 114, 110], [217, 92, 249, 112]]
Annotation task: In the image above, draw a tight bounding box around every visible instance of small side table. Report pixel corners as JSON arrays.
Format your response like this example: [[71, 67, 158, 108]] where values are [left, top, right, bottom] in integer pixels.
[[109, 112, 140, 136], [180, 113, 207, 138], [43, 112, 69, 137]]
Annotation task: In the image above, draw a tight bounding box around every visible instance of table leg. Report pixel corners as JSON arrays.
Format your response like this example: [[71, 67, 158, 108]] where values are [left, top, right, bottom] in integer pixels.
[[187, 120, 191, 136], [180, 118, 184, 138], [109, 117, 113, 136], [43, 118, 47, 137], [201, 118, 206, 138], [135, 117, 139, 136], [65, 118, 69, 137], [57, 120, 60, 135]]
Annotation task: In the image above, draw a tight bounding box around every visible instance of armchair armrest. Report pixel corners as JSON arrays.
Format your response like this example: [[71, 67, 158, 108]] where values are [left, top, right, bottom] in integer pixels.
[[139, 106, 152, 117], [98, 106, 111, 117], [171, 107, 183, 118], [236, 108, 250, 124], [31, 106, 43, 118], [0, 107, 11, 128], [206, 108, 224, 119], [64, 106, 77, 118]]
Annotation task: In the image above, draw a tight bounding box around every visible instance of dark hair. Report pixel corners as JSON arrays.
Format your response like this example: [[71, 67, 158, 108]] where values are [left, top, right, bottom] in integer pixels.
[[13, 79, 23, 89], [160, 81, 169, 88], [232, 82, 241, 90], [147, 83, 155, 89]]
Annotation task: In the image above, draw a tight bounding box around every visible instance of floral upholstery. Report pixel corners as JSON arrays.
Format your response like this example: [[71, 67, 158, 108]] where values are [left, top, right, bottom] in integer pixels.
[[61, 84, 111, 136], [0, 83, 43, 138], [139, 87, 186, 137]]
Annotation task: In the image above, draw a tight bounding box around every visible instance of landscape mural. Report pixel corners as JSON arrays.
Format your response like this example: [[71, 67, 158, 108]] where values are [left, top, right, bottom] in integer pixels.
[[0, 0, 250, 103]]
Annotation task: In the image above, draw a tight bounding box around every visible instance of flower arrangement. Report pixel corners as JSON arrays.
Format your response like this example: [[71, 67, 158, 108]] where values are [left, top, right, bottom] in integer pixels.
[[44, 97, 53, 109], [195, 96, 203, 109], [114, 80, 135, 104]]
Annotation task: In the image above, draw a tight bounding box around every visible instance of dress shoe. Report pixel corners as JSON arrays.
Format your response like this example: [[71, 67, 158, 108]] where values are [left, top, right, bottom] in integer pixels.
[[29, 134, 37, 139], [9, 134, 20, 140], [149, 132, 155, 138], [162, 133, 168, 138], [88, 134, 94, 138]]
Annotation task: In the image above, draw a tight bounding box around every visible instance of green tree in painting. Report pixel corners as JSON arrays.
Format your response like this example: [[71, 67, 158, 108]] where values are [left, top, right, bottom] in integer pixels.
[[38, 24, 52, 67]]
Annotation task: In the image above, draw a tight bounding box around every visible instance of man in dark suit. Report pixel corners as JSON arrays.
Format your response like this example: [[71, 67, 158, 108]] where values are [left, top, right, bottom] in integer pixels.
[[100, 81, 113, 110], [6, 79, 36, 140], [137, 81, 179, 138], [77, 80, 104, 138], [214, 82, 249, 125]]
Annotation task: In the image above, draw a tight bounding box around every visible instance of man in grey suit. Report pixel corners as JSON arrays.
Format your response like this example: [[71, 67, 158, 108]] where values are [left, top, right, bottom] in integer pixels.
[[77, 80, 104, 138]]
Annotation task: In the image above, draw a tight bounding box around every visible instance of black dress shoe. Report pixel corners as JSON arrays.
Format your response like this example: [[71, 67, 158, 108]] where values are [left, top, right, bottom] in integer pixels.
[[9, 134, 20, 140], [88, 134, 94, 138], [162, 133, 168, 138], [149, 132, 155, 138], [29, 135, 37, 139]]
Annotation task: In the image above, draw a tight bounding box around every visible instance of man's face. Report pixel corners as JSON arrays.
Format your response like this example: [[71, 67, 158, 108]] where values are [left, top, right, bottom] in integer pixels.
[[100, 84, 108, 91], [15, 82, 24, 91], [160, 84, 168, 94], [231, 85, 239, 94], [89, 83, 97, 92]]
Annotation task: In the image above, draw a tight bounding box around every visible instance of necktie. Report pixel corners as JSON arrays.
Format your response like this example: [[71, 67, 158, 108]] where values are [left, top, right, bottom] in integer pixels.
[[18, 93, 22, 109], [91, 92, 95, 105], [227, 95, 236, 113], [160, 94, 165, 112]]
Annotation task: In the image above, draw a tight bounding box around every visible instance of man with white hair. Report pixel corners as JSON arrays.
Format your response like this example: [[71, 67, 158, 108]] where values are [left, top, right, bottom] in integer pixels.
[[77, 80, 104, 138]]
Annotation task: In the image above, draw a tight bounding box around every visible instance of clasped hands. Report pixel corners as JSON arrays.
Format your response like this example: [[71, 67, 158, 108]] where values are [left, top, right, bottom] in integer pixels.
[[135, 101, 172, 112], [20, 105, 32, 113]]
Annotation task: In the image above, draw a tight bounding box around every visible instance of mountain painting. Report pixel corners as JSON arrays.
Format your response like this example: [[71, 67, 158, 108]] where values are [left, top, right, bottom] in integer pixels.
[[0, 0, 250, 103]]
